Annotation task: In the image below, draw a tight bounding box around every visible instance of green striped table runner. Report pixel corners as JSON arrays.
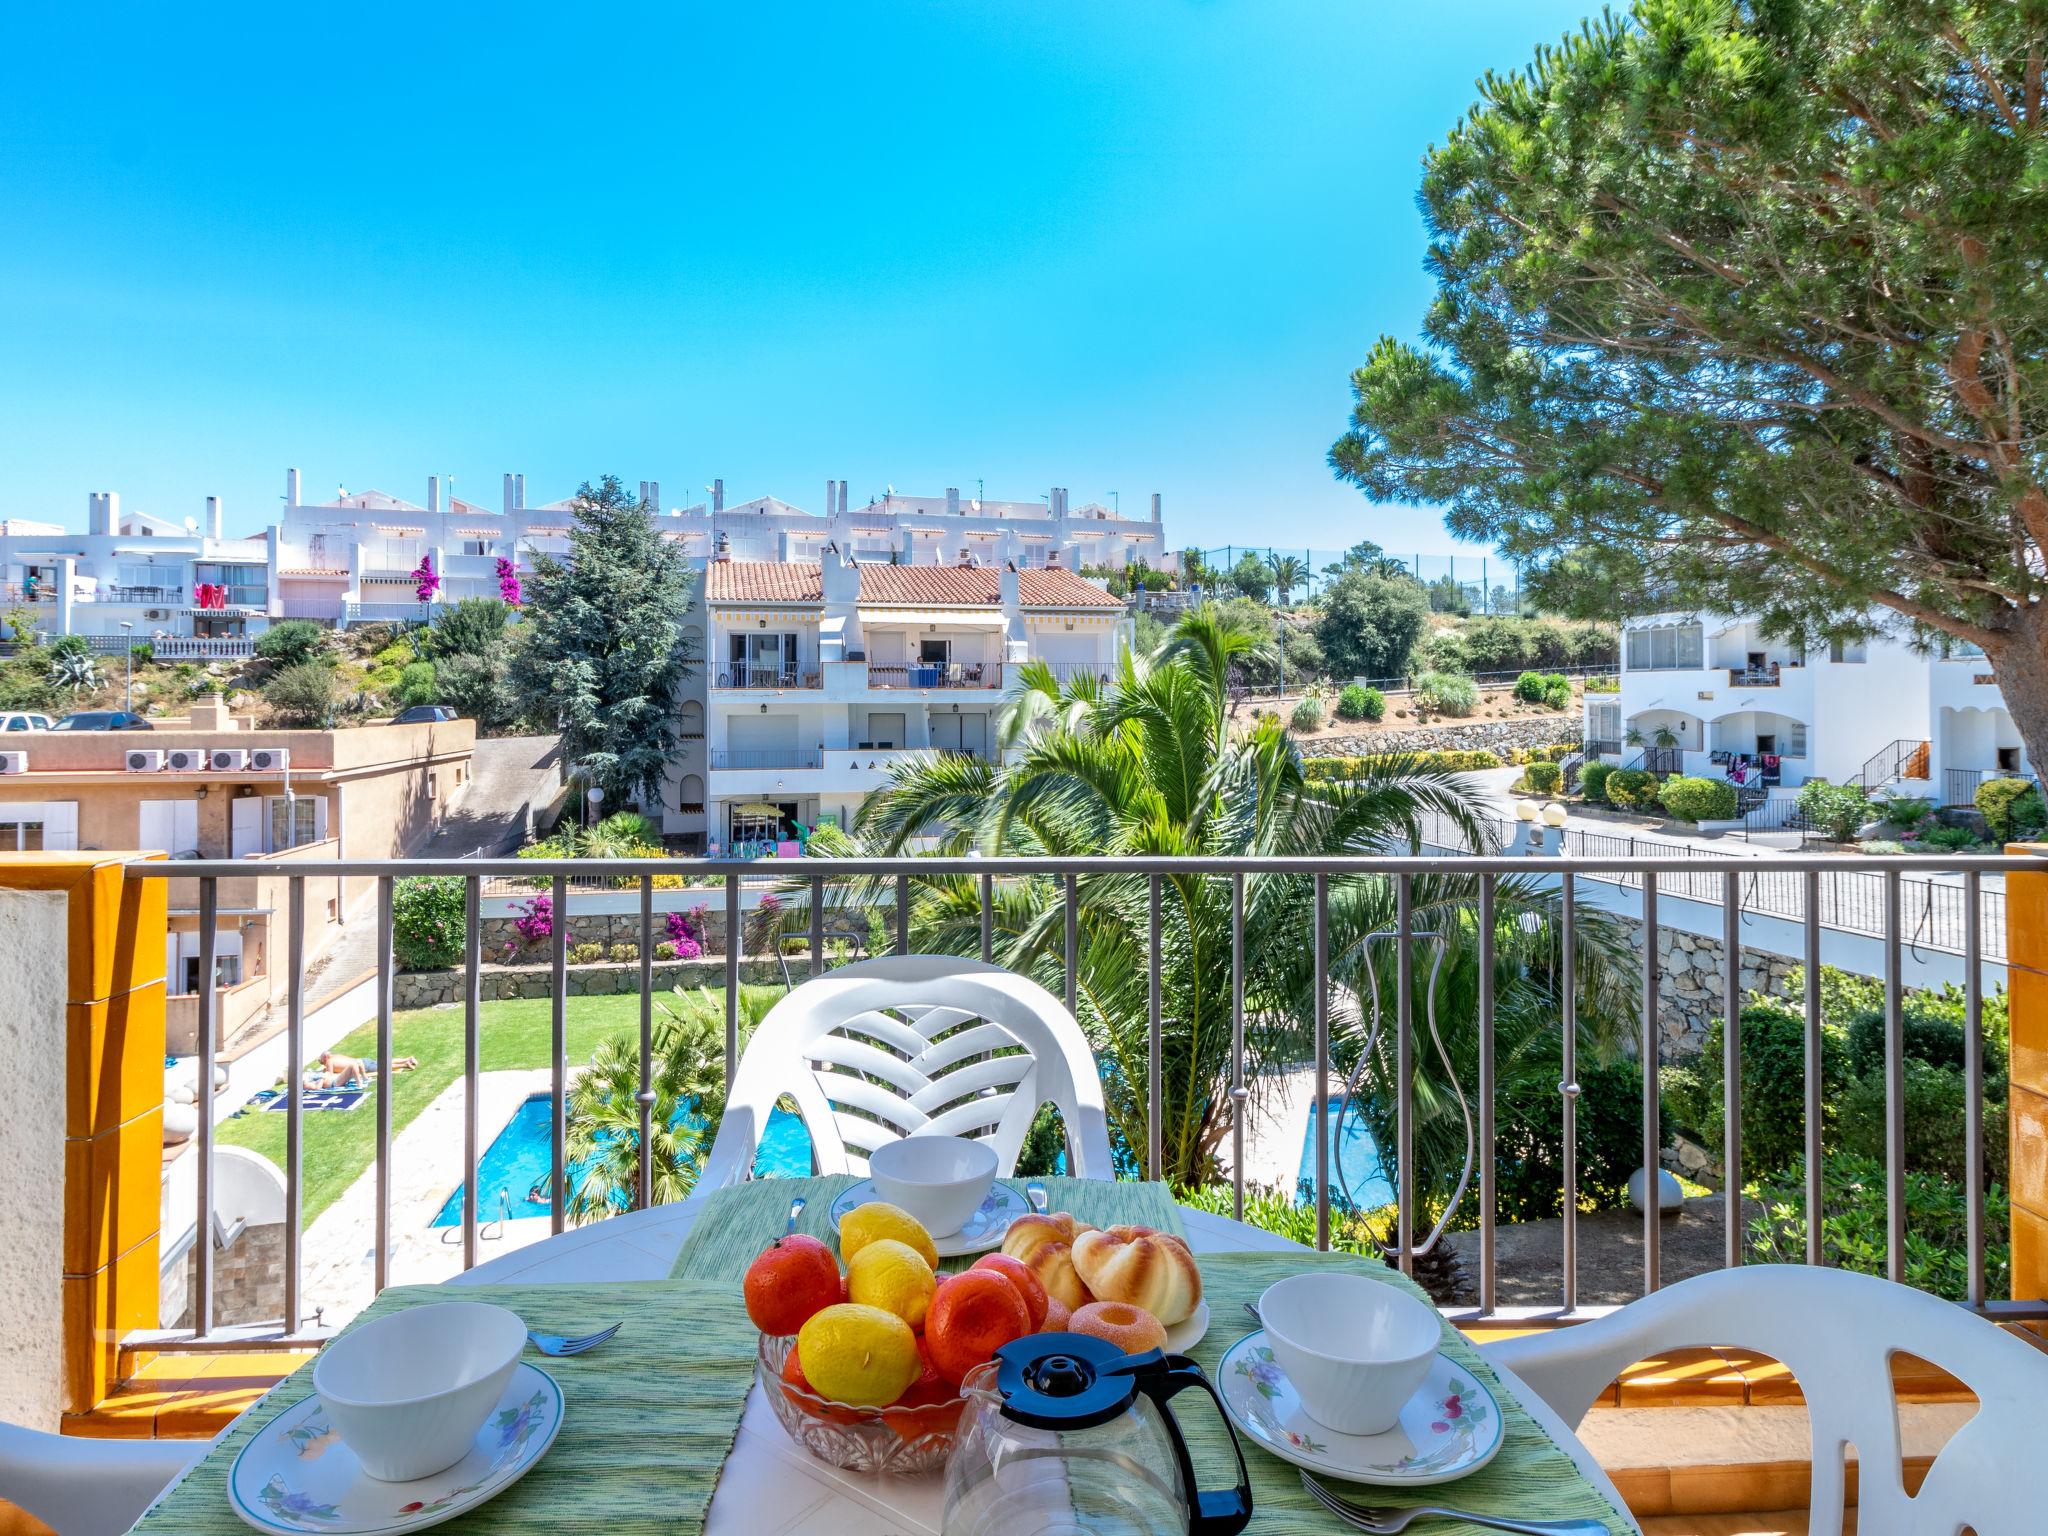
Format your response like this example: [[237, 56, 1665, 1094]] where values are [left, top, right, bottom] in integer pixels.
[[135, 1281, 757, 1536], [1187, 1253, 1635, 1536], [668, 1174, 1186, 1281]]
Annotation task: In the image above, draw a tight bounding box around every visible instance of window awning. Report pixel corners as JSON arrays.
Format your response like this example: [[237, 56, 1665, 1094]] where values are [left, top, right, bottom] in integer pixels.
[[857, 607, 1006, 628]]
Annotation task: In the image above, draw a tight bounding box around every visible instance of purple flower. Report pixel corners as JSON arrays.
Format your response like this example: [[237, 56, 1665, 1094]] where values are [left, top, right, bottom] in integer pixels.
[[514, 893, 553, 944], [496, 556, 523, 607], [413, 554, 441, 602]]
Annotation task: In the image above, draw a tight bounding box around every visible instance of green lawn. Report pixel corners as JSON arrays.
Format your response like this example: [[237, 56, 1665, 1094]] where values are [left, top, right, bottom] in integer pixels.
[[218, 988, 779, 1223]]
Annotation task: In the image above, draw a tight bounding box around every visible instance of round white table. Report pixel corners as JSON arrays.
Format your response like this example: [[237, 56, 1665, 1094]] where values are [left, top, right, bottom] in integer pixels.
[[452, 1199, 1640, 1536]]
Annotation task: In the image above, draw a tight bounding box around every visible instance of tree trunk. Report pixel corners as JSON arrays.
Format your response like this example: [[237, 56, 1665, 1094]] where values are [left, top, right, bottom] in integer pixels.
[[1983, 607, 2048, 808]]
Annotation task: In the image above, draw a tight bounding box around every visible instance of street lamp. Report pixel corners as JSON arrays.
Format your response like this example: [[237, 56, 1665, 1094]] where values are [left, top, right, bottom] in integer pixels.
[[119, 622, 133, 712], [586, 784, 604, 830]]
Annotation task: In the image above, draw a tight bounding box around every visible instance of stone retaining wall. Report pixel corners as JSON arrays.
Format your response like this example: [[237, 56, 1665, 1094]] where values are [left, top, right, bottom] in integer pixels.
[[1616, 917, 1798, 1057], [1316, 714, 1581, 759]]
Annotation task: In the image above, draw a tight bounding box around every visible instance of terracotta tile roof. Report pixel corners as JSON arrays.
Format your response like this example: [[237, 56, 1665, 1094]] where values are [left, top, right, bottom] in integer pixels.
[[705, 561, 824, 603], [705, 560, 1126, 610]]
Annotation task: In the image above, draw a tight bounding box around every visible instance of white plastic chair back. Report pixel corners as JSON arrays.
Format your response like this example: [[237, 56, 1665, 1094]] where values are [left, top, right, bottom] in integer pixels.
[[1483, 1265, 2048, 1535], [0, 1418, 209, 1536], [696, 955, 1114, 1190]]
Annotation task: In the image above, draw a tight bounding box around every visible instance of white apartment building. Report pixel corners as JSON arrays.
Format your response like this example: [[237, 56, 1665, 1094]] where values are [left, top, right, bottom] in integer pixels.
[[1588, 609, 2028, 808], [684, 545, 1129, 852], [0, 494, 277, 656]]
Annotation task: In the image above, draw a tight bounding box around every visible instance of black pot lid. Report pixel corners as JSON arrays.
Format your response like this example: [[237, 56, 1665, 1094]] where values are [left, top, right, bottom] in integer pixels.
[[993, 1332, 1164, 1430]]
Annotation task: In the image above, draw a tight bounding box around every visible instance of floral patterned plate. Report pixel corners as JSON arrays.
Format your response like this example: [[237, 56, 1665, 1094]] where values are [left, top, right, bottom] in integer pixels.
[[226, 1363, 563, 1533], [829, 1178, 1029, 1257], [1216, 1331, 1503, 1487]]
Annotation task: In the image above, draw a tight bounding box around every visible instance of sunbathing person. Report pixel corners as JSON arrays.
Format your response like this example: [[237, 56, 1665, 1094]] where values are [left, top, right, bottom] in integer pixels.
[[302, 1052, 420, 1090]]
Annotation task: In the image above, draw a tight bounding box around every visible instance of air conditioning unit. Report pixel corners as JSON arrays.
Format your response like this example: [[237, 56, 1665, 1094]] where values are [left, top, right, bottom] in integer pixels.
[[125, 749, 165, 772], [0, 752, 25, 775], [165, 748, 205, 773], [209, 749, 248, 772], [144, 609, 167, 621], [249, 747, 289, 773]]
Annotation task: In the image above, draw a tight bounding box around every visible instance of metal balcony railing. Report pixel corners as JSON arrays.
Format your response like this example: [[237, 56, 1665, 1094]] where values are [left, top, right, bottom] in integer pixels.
[[124, 846, 2034, 1351], [714, 665, 821, 690], [708, 748, 823, 771], [865, 661, 1003, 689], [1728, 666, 1781, 686]]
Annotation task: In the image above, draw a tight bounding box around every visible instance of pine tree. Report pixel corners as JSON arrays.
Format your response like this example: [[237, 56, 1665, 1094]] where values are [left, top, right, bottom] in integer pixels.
[[509, 476, 698, 807]]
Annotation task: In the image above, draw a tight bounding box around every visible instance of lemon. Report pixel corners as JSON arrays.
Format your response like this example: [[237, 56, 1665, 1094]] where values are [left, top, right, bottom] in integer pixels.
[[795, 1303, 922, 1407], [840, 1201, 939, 1269], [846, 1238, 937, 1328]]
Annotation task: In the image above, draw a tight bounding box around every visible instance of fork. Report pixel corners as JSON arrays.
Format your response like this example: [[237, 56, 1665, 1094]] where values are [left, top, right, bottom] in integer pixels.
[[1301, 1473, 1607, 1536], [527, 1322, 624, 1357]]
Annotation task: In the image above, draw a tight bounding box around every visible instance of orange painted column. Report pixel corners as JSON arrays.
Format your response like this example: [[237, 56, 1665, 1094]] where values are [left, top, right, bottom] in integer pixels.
[[2004, 843, 2048, 1301], [0, 854, 169, 1413]]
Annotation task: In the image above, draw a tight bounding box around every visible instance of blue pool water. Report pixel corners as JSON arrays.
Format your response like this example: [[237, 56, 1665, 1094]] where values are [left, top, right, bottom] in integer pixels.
[[1298, 1095, 1395, 1212], [431, 1093, 816, 1227]]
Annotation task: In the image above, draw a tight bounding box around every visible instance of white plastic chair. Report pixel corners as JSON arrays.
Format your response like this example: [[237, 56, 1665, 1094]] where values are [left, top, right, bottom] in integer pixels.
[[1482, 1265, 2048, 1535], [0, 1419, 209, 1536], [696, 955, 1114, 1189]]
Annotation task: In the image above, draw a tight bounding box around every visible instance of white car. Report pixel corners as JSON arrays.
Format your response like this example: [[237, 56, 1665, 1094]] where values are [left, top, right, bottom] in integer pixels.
[[0, 712, 54, 732]]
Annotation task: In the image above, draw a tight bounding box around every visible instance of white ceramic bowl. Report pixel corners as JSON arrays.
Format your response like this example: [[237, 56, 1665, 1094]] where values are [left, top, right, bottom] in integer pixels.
[[867, 1134, 998, 1238], [313, 1301, 527, 1481], [1258, 1272, 1442, 1435]]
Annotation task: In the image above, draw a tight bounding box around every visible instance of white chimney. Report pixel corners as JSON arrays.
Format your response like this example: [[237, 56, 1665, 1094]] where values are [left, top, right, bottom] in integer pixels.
[[87, 492, 116, 535], [638, 480, 648, 505], [946, 487, 960, 517], [648, 479, 659, 508], [713, 478, 725, 513], [514, 473, 526, 509], [837, 481, 848, 516], [1151, 492, 1161, 520], [205, 495, 223, 540], [428, 475, 441, 515], [825, 479, 836, 516], [503, 473, 515, 515], [286, 467, 301, 505]]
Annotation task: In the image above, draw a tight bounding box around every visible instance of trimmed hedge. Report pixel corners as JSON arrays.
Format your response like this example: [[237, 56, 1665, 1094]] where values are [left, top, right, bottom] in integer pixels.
[[1303, 750, 1504, 780], [1579, 761, 1614, 802], [1522, 760, 1563, 794], [1975, 776, 2045, 842], [1336, 683, 1384, 722], [1604, 767, 1657, 809], [1657, 775, 1738, 823]]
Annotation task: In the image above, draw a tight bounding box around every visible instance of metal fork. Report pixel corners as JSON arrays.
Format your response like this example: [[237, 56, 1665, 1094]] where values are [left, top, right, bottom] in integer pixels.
[[527, 1322, 624, 1357], [1301, 1473, 1608, 1536]]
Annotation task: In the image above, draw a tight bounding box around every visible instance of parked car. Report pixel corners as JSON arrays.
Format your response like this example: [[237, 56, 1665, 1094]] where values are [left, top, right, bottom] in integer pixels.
[[0, 712, 55, 732], [51, 711, 153, 731], [387, 704, 458, 725]]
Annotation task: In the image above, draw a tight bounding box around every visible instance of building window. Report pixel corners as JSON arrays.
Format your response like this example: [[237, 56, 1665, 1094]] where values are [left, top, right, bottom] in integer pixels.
[[1587, 702, 1620, 743], [1623, 623, 1704, 671], [1828, 638, 1867, 664], [267, 795, 326, 851], [2000, 746, 2022, 772], [1786, 721, 1808, 757], [429, 772, 439, 800]]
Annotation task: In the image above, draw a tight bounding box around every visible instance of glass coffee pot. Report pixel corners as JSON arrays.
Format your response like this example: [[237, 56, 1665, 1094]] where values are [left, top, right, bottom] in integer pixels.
[[942, 1332, 1253, 1536]]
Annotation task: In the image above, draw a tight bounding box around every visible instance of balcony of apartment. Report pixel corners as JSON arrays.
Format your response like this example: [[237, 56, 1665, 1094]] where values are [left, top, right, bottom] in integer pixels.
[[18, 841, 2048, 1536], [713, 662, 823, 691], [863, 658, 1004, 691]]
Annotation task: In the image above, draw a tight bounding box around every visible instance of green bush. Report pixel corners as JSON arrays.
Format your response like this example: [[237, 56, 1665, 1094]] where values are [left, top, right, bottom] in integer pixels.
[[570, 941, 604, 965], [394, 660, 438, 708], [1879, 795, 1934, 829], [1657, 775, 1738, 823], [1797, 778, 1870, 842], [1916, 823, 1982, 852], [373, 641, 417, 669], [1302, 750, 1504, 780], [1747, 1153, 2008, 1302], [255, 620, 330, 669], [1414, 671, 1477, 717], [1579, 761, 1614, 802], [1522, 760, 1563, 794], [1661, 1001, 1851, 1180], [1289, 694, 1324, 731], [1513, 670, 1571, 709], [1838, 1059, 2008, 1187], [1584, 674, 1619, 693], [1542, 677, 1571, 709], [1335, 683, 1384, 722], [262, 662, 339, 727], [1975, 776, 2045, 842], [392, 877, 466, 970], [1494, 1056, 1662, 1222], [1603, 767, 1656, 809], [46, 634, 89, 662], [1512, 671, 1548, 703]]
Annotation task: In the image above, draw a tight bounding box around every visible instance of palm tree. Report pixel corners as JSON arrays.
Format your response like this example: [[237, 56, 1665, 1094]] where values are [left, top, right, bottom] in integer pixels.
[[1267, 553, 1308, 608], [564, 985, 769, 1221], [797, 611, 1636, 1190]]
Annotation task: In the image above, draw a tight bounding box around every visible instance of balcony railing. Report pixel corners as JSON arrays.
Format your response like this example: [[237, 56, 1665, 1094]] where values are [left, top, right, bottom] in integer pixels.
[[708, 748, 824, 771], [866, 661, 1003, 690], [124, 846, 2034, 1349], [1727, 666, 1782, 686], [714, 665, 821, 690], [344, 600, 432, 625]]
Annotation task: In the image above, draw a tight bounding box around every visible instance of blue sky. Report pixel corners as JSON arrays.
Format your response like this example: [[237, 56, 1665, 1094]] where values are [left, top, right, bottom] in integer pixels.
[[0, 2, 1592, 556]]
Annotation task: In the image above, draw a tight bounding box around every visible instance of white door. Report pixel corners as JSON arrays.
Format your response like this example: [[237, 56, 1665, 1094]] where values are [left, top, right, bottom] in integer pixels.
[[931, 715, 962, 753], [230, 797, 263, 858], [138, 799, 199, 857]]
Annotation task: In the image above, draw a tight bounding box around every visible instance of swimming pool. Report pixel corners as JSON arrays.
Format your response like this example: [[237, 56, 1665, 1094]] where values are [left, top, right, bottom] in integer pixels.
[[1297, 1095, 1395, 1212], [431, 1093, 816, 1227]]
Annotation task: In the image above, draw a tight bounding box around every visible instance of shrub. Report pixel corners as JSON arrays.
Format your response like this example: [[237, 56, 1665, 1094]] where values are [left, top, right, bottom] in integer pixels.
[[262, 662, 339, 727], [1879, 795, 1934, 829], [1302, 749, 1504, 780], [1512, 671, 1548, 703], [394, 660, 439, 709], [1542, 676, 1571, 709], [1584, 674, 1619, 693], [511, 893, 552, 946], [570, 941, 604, 964], [1661, 1001, 1850, 1180], [1579, 761, 1614, 802], [1413, 671, 1477, 717], [46, 634, 89, 661], [654, 940, 678, 962], [607, 942, 638, 964], [1603, 767, 1656, 809], [1289, 693, 1324, 731], [1335, 683, 1384, 722], [1522, 761, 1563, 795], [392, 877, 465, 970], [1975, 776, 2045, 842], [1494, 1056, 1662, 1222], [1916, 824, 1982, 852], [1797, 778, 1870, 842], [1657, 775, 1738, 823], [1838, 1059, 2008, 1187], [1512, 670, 1571, 709], [255, 620, 329, 669]]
